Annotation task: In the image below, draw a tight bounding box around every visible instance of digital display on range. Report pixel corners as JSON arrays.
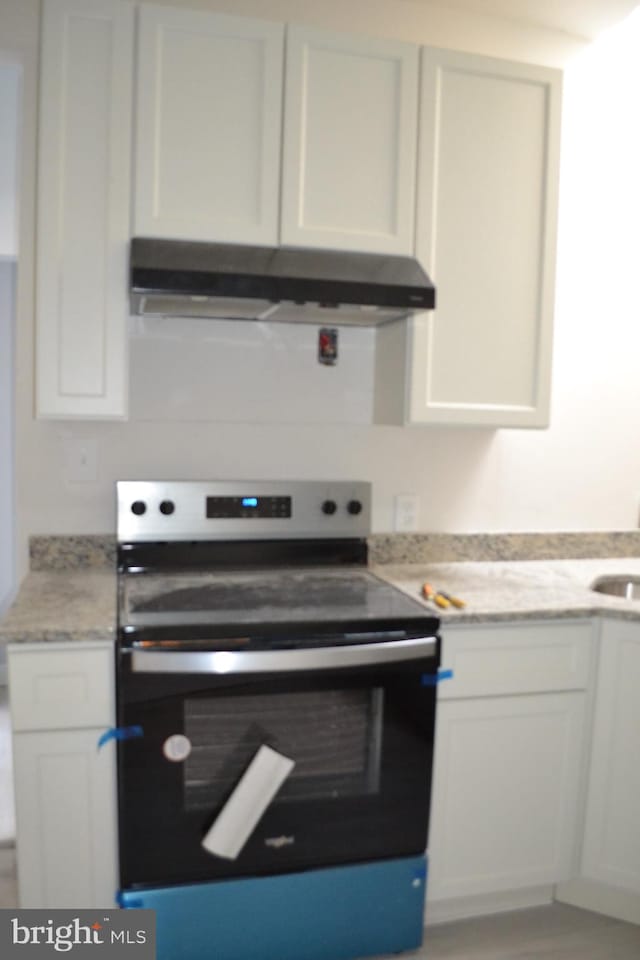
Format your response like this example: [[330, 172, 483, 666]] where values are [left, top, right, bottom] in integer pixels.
[[206, 496, 292, 519]]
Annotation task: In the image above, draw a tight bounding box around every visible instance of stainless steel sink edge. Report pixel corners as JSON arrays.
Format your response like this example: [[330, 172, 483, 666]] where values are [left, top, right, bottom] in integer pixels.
[[591, 575, 640, 600]]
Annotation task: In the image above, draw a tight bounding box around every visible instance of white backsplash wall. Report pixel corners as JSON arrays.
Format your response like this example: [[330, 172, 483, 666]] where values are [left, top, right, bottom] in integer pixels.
[[129, 317, 375, 424], [8, 0, 640, 583]]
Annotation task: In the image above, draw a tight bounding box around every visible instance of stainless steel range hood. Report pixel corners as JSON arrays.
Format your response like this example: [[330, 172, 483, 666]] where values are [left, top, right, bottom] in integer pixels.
[[130, 238, 436, 327]]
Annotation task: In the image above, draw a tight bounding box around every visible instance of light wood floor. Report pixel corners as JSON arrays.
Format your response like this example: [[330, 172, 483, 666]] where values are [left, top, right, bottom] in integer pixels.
[[388, 902, 640, 960], [0, 846, 17, 908]]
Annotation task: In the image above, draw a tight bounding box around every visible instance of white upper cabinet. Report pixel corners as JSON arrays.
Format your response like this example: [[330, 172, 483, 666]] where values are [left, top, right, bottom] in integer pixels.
[[281, 26, 418, 254], [36, 0, 133, 418], [35, 4, 563, 424], [413, 49, 561, 427], [134, 4, 284, 245], [376, 50, 562, 428]]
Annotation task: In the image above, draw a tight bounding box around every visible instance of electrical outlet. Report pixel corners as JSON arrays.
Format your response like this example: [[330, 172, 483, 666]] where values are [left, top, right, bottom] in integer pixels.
[[394, 494, 420, 533], [63, 437, 98, 484]]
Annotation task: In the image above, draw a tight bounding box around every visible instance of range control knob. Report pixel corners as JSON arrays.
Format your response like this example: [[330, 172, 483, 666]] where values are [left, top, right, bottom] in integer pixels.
[[321, 499, 337, 516], [131, 500, 146, 516], [159, 500, 175, 516], [347, 499, 363, 516]]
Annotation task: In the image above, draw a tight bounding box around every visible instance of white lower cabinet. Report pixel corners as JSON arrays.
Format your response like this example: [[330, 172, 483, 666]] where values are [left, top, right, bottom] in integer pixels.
[[12, 729, 118, 908], [8, 642, 118, 908], [582, 619, 640, 891], [429, 692, 587, 901], [427, 620, 595, 920], [556, 618, 640, 923]]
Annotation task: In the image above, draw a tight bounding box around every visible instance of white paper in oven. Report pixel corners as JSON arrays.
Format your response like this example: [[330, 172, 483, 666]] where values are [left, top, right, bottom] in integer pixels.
[[201, 744, 295, 860]]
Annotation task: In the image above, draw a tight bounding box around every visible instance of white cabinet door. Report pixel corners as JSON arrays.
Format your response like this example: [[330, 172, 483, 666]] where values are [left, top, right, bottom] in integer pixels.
[[428, 692, 587, 902], [36, 0, 133, 419], [13, 729, 118, 908], [376, 50, 562, 427], [135, 4, 284, 245], [281, 25, 418, 254], [581, 619, 640, 893], [9, 642, 117, 908]]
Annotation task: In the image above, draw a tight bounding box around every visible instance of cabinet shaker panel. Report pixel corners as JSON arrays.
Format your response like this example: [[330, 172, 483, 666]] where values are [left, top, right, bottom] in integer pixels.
[[429, 692, 587, 902], [398, 50, 561, 427], [9, 641, 118, 908], [36, 0, 132, 418], [581, 620, 640, 893], [13, 729, 118, 908], [282, 25, 418, 254], [135, 5, 284, 245]]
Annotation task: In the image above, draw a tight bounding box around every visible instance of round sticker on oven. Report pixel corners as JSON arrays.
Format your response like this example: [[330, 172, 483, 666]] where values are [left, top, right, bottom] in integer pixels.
[[163, 734, 192, 762]]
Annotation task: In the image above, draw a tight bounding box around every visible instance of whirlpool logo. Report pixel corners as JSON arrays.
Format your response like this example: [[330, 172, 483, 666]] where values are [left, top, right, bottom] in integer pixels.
[[0, 910, 156, 958], [264, 835, 295, 849]]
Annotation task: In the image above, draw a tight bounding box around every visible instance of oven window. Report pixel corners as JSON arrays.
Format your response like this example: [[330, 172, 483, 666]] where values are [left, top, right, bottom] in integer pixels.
[[183, 688, 383, 811]]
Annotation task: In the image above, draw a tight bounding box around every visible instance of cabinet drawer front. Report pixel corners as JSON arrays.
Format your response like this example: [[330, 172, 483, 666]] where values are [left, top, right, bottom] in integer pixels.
[[439, 621, 593, 698], [9, 645, 114, 731]]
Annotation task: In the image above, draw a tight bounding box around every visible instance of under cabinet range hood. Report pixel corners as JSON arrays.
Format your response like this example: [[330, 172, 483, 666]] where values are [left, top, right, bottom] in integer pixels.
[[130, 238, 436, 327]]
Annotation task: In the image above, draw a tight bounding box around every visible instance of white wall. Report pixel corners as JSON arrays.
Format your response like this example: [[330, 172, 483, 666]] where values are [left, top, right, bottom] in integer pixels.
[[0, 58, 20, 619], [0, 261, 16, 617], [0, 62, 19, 260], [6, 0, 640, 584]]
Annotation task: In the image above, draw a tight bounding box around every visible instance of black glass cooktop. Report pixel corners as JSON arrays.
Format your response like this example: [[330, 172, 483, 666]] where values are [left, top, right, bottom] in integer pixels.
[[119, 567, 438, 646]]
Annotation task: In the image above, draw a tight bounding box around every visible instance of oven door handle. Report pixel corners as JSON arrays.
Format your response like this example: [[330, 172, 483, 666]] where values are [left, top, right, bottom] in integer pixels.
[[128, 636, 438, 674]]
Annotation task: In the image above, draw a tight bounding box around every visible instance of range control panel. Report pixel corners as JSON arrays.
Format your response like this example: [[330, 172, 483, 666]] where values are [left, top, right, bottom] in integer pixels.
[[206, 496, 292, 519], [117, 480, 371, 543]]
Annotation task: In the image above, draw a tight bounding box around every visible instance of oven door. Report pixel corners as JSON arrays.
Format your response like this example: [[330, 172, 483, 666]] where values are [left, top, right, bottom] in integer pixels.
[[117, 634, 439, 890]]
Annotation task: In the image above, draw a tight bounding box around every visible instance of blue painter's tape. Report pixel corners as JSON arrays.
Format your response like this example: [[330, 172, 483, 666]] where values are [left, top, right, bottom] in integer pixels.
[[97, 725, 144, 750], [421, 668, 454, 686], [413, 860, 427, 881], [117, 891, 144, 909]]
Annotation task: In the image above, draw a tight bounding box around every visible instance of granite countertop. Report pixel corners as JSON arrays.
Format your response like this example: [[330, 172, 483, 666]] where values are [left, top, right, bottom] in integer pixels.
[[2, 555, 640, 646], [374, 557, 640, 624], [0, 569, 117, 645]]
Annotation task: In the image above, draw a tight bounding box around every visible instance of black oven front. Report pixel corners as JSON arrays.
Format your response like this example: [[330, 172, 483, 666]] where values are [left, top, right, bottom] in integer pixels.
[[117, 634, 438, 891]]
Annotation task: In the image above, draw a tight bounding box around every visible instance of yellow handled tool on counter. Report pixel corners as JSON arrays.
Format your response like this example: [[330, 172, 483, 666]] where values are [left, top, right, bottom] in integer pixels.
[[438, 590, 466, 609], [421, 583, 466, 609], [421, 583, 450, 608]]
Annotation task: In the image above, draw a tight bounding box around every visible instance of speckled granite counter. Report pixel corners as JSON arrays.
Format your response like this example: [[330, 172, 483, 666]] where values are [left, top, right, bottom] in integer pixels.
[[0, 570, 117, 645], [374, 557, 640, 624], [3, 538, 640, 646]]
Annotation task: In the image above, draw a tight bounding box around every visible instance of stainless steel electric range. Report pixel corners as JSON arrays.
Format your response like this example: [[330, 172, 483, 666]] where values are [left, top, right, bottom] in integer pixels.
[[115, 480, 440, 960]]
